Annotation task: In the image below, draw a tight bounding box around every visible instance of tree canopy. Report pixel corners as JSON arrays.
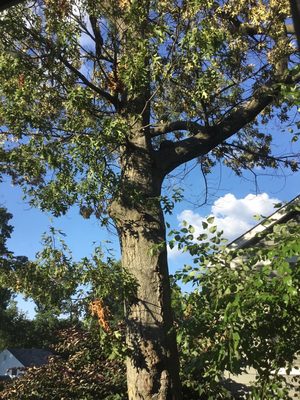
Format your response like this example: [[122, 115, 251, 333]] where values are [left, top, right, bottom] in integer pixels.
[[0, 0, 299, 216]]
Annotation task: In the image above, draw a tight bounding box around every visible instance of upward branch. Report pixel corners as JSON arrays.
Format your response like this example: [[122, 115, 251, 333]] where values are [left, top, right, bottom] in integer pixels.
[[57, 55, 117, 106]]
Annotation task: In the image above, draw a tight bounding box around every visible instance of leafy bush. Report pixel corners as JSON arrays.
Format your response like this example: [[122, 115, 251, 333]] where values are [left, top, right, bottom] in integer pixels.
[[172, 206, 300, 399]]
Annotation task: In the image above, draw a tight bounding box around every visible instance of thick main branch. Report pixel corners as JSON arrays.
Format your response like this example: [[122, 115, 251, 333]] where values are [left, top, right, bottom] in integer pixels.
[[156, 73, 300, 176]]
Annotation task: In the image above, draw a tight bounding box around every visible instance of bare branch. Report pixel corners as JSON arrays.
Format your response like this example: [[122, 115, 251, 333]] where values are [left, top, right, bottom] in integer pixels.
[[21, 25, 118, 107], [226, 142, 300, 164], [57, 56, 117, 106]]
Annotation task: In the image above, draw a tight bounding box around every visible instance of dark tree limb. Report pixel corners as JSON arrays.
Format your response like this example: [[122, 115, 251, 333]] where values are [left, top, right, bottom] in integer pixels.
[[21, 25, 118, 107], [89, 15, 104, 60], [290, 0, 300, 50], [57, 55, 117, 106]]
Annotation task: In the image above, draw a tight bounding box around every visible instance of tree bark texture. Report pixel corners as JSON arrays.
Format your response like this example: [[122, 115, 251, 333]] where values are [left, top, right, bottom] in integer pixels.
[[110, 135, 182, 400]]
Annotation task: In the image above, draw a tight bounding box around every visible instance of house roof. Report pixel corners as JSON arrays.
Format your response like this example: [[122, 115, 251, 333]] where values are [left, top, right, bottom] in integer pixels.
[[7, 348, 52, 367], [228, 194, 300, 250]]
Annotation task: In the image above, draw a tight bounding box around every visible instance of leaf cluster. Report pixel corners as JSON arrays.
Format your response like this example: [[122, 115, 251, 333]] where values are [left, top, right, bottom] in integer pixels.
[[0, 0, 299, 219]]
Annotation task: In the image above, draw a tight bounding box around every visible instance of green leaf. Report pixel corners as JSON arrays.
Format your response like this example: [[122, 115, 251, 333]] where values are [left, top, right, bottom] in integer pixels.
[[202, 221, 208, 229], [207, 216, 215, 224], [209, 225, 217, 234], [189, 225, 195, 234]]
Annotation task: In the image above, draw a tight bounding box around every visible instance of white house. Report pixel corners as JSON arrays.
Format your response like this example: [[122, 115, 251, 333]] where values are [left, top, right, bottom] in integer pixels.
[[0, 348, 52, 378]]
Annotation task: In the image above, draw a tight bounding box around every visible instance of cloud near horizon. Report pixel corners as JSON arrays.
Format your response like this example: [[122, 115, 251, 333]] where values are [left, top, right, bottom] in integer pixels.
[[168, 193, 280, 259]]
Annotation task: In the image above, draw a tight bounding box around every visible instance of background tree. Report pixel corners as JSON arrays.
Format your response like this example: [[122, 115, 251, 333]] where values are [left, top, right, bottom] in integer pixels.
[[0, 207, 76, 349], [0, 213, 135, 353], [0, 1, 299, 398], [0, 288, 34, 349], [0, 224, 133, 400], [0, 207, 33, 349]]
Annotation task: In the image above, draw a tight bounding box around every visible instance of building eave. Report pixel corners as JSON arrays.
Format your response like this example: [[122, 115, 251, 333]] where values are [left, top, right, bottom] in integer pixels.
[[228, 195, 300, 250]]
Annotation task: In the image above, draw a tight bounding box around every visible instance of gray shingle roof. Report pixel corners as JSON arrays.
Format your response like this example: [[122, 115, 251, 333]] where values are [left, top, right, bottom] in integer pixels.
[[7, 348, 52, 367]]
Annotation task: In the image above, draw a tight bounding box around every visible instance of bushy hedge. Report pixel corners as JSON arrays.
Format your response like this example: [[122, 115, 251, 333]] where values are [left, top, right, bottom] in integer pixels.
[[0, 327, 126, 400]]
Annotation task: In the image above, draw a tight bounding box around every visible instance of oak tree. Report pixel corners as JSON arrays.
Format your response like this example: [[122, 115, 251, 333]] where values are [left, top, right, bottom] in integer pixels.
[[0, 1, 299, 398]]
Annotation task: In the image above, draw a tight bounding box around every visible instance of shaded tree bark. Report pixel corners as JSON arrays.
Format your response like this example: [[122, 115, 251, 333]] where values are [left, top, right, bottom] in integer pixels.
[[110, 129, 181, 399]]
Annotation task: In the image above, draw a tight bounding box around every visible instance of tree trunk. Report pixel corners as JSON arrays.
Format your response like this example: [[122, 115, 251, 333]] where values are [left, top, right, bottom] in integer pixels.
[[110, 147, 182, 400]]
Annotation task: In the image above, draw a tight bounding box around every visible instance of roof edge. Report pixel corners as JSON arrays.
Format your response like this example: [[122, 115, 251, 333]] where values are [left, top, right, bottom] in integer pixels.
[[228, 194, 300, 249]]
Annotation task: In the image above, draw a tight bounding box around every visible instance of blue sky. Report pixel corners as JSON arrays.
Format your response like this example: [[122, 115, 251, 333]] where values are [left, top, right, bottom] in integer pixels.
[[1, 87, 300, 318], [2, 156, 299, 264], [1, 144, 299, 319], [0, 2, 299, 321]]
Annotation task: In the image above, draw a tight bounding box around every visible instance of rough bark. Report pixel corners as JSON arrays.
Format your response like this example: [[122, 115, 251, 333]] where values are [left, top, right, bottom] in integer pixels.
[[110, 132, 182, 400]]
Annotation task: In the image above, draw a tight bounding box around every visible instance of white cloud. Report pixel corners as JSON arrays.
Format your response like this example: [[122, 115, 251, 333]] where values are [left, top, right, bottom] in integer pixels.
[[177, 193, 280, 243], [167, 244, 183, 260]]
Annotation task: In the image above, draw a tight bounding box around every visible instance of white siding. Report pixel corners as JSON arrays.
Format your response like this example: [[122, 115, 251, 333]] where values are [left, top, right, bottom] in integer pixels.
[[224, 356, 300, 397]]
